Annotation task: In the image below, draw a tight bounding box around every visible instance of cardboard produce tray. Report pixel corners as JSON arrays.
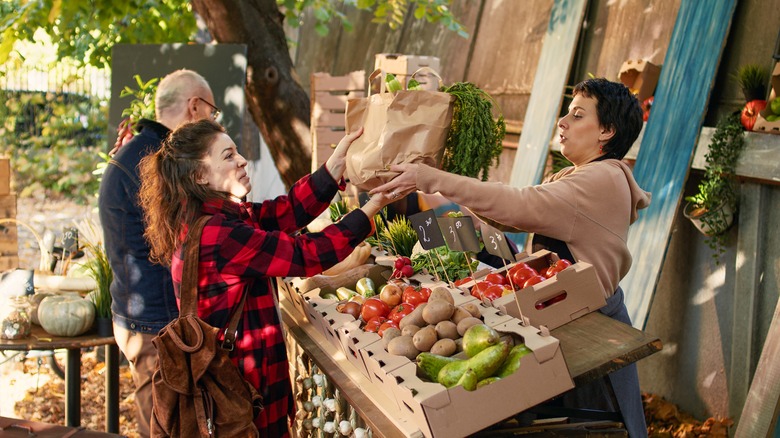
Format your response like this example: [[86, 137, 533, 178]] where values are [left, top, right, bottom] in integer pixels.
[[458, 250, 605, 330], [385, 318, 574, 438]]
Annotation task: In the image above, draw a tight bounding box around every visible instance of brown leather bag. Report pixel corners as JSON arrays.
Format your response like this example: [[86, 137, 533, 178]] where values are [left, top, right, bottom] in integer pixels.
[[150, 216, 263, 437]]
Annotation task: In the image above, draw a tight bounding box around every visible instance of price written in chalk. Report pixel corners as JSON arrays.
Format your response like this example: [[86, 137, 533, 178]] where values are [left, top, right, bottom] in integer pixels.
[[437, 216, 481, 253], [409, 210, 446, 250], [480, 223, 515, 261]]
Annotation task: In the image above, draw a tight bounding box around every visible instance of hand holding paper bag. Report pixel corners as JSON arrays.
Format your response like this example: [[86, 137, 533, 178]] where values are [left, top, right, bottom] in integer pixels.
[[344, 69, 454, 191]]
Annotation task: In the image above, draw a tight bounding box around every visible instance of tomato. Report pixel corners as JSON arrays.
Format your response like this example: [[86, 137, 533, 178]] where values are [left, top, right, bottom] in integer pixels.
[[554, 259, 573, 270], [378, 320, 399, 337], [402, 286, 427, 307], [387, 303, 415, 325], [453, 276, 473, 287], [482, 284, 505, 302], [470, 281, 492, 299], [418, 287, 432, 301], [485, 272, 508, 286], [360, 297, 390, 321], [364, 316, 387, 333], [523, 274, 547, 289], [509, 266, 538, 288]]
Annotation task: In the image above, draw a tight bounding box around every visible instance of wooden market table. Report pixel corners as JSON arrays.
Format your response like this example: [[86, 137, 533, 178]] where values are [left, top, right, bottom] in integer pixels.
[[281, 298, 662, 437], [0, 325, 120, 433]]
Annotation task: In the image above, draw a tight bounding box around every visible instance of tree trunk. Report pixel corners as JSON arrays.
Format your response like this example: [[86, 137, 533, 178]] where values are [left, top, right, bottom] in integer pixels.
[[191, 0, 311, 189]]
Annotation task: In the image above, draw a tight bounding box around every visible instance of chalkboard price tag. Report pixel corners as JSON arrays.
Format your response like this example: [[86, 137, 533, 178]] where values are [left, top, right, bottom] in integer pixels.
[[437, 216, 481, 253], [408, 210, 446, 250], [61, 227, 79, 256], [480, 223, 515, 261]]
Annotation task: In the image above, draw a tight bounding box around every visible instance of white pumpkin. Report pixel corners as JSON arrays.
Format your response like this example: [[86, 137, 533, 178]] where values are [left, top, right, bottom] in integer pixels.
[[38, 295, 96, 337]]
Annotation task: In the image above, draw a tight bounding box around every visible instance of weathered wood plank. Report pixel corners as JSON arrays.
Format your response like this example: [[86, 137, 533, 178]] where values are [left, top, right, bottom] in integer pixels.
[[729, 183, 768, 424], [509, 0, 588, 191], [551, 312, 662, 386], [692, 129, 780, 183], [623, 0, 739, 329], [735, 291, 780, 438]]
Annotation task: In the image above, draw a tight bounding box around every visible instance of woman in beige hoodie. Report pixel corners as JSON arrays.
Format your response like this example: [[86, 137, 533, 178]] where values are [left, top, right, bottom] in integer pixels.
[[373, 78, 651, 436]]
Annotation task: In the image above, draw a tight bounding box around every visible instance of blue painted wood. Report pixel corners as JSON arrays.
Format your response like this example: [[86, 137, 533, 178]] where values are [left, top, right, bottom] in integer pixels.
[[507, 0, 587, 247], [623, 0, 738, 329]]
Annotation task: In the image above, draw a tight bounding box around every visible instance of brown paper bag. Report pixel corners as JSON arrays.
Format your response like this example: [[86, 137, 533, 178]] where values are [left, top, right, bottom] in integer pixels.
[[345, 69, 454, 191]]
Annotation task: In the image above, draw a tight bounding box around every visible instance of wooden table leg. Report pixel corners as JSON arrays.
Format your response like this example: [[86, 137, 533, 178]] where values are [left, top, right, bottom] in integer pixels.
[[65, 348, 81, 428], [105, 344, 120, 433]]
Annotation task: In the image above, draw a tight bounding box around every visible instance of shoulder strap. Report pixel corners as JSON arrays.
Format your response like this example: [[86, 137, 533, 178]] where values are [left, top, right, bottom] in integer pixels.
[[108, 159, 141, 188], [179, 214, 248, 350]]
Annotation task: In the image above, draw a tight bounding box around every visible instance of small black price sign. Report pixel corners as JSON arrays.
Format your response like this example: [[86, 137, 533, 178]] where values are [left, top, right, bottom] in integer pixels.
[[62, 228, 79, 254], [61, 227, 79, 255], [437, 216, 481, 253], [480, 223, 515, 261], [408, 210, 446, 250]]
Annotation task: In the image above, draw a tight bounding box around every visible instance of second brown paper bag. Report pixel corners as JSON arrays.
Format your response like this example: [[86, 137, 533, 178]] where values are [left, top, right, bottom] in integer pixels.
[[345, 69, 454, 191]]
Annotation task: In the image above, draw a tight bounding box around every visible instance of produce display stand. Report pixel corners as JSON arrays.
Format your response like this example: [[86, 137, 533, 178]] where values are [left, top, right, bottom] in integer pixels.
[[281, 293, 662, 437]]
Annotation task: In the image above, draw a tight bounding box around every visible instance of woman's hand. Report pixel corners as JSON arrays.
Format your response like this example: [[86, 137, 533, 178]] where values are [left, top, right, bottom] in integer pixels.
[[325, 127, 363, 181], [369, 163, 420, 200]]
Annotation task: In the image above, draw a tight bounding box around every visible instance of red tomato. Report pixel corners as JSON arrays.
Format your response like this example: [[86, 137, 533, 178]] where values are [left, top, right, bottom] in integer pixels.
[[361, 297, 390, 321], [509, 266, 538, 288], [364, 316, 387, 333], [418, 287, 432, 301], [402, 286, 426, 307], [482, 284, 505, 302], [523, 274, 547, 289], [378, 320, 399, 337], [485, 272, 508, 286], [388, 303, 415, 325], [471, 281, 493, 299], [453, 276, 473, 287], [741, 99, 767, 131], [554, 259, 573, 270]]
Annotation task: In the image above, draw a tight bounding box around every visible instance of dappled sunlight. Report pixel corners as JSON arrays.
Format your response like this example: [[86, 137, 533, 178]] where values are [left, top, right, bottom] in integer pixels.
[[692, 266, 725, 306]]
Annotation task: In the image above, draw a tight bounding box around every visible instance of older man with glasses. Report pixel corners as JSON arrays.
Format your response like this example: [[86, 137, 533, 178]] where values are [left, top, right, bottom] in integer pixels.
[[98, 69, 218, 438]]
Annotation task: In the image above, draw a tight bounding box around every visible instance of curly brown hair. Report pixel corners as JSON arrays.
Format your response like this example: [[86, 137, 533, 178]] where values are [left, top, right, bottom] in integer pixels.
[[138, 119, 229, 266]]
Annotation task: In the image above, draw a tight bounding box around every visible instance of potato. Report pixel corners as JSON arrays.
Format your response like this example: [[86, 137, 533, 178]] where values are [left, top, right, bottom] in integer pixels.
[[382, 327, 402, 349], [429, 287, 455, 305], [456, 316, 483, 336], [401, 324, 421, 337], [461, 302, 482, 318], [412, 325, 438, 352], [430, 338, 457, 357], [387, 335, 420, 360], [450, 306, 473, 325], [422, 300, 455, 325], [435, 320, 459, 340], [399, 303, 426, 329]]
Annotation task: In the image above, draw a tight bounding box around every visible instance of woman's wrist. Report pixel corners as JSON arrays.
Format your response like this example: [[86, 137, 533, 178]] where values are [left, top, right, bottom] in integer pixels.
[[325, 157, 346, 182]]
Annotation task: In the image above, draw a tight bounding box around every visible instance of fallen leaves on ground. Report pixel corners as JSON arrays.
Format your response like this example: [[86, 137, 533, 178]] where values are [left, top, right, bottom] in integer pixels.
[[644, 392, 733, 437], [13, 350, 140, 437]]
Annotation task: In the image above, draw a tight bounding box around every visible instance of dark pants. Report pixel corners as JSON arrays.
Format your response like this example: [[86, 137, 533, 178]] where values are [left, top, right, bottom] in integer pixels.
[[556, 288, 648, 437]]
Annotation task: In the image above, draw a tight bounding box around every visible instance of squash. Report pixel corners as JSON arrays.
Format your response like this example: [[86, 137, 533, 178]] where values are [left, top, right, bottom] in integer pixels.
[[28, 292, 54, 325], [38, 295, 95, 337]]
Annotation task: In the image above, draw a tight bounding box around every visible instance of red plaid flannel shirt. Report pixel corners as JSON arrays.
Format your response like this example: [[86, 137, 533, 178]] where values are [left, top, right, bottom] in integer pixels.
[[171, 166, 372, 437]]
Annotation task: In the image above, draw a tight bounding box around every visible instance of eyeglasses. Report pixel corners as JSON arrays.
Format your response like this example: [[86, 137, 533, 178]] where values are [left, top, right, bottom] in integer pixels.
[[195, 96, 221, 120]]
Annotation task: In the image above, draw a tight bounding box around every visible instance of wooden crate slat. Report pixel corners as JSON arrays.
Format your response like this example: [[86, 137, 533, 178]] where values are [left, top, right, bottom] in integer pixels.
[[0, 255, 19, 271], [311, 71, 366, 92], [0, 194, 17, 218], [0, 158, 10, 196], [313, 92, 364, 110], [312, 111, 348, 128]]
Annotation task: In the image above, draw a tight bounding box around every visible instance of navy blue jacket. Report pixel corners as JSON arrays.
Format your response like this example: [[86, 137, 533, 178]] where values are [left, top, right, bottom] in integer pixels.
[[98, 119, 178, 333]]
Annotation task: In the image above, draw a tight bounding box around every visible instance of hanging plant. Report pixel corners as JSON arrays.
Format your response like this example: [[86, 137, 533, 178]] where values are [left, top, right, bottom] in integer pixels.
[[683, 113, 746, 261]]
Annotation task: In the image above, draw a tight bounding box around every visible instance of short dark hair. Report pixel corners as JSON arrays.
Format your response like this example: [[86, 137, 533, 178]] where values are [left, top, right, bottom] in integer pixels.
[[573, 78, 643, 160]]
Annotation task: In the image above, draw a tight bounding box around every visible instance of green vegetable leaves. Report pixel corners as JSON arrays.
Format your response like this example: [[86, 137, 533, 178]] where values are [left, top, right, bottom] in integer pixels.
[[441, 82, 506, 181]]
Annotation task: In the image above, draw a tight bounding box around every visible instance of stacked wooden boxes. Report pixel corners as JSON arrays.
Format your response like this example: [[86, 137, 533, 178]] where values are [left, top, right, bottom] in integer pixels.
[[310, 71, 366, 171], [374, 53, 441, 90], [0, 158, 18, 271]]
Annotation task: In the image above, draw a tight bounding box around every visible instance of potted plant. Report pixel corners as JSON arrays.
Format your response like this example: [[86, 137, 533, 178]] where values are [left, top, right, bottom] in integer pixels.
[[683, 113, 746, 260], [732, 63, 769, 102], [76, 219, 114, 336]]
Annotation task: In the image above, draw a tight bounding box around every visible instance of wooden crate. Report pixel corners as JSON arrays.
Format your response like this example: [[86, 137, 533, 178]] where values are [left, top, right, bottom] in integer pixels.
[[0, 158, 10, 196], [310, 71, 366, 170], [374, 53, 441, 89], [0, 194, 17, 262]]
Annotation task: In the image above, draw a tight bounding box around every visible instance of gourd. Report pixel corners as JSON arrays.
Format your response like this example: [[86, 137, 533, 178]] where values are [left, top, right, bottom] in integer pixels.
[[28, 292, 53, 325], [38, 295, 96, 336]]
